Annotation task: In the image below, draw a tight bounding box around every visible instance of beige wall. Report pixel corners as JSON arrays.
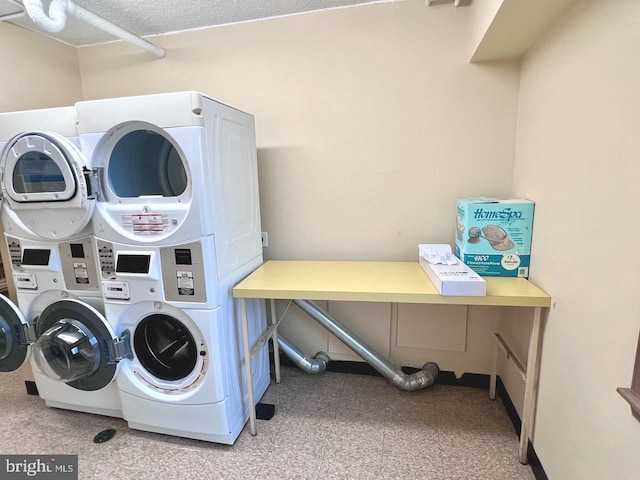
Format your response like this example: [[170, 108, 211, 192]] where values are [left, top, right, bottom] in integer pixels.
[[78, 0, 520, 262], [76, 0, 521, 375], [0, 23, 83, 112], [512, 0, 640, 478]]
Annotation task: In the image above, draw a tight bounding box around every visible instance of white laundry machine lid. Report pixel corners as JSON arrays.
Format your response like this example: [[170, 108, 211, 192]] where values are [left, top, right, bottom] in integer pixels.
[[0, 294, 31, 372], [33, 299, 128, 391], [0, 131, 96, 240]]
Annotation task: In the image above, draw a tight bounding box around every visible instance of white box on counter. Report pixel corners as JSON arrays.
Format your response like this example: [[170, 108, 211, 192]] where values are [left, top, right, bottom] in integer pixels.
[[419, 244, 486, 296]]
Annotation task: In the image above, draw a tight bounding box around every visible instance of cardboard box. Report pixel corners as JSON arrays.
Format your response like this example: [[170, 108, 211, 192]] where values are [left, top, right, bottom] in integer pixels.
[[456, 197, 534, 277], [419, 244, 486, 296]]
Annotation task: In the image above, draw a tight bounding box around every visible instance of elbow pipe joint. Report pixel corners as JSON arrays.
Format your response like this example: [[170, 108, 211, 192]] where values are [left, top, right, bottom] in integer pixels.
[[392, 362, 440, 391], [278, 335, 330, 375], [22, 0, 165, 58], [22, 0, 68, 33]]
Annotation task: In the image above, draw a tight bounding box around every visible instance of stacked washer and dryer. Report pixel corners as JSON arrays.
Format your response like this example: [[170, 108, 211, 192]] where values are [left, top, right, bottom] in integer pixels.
[[0, 106, 123, 418], [0, 92, 270, 445]]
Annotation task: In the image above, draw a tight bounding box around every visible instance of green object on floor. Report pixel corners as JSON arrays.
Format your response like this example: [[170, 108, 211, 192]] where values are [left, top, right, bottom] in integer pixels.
[[93, 429, 117, 444]]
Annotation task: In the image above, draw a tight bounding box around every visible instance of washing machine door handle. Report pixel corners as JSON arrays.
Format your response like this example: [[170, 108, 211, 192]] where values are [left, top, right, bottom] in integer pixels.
[[108, 329, 133, 363], [18, 322, 38, 344]]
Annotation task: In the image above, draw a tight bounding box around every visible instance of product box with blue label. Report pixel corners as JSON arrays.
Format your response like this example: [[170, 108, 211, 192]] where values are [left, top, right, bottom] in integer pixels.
[[455, 197, 535, 278]]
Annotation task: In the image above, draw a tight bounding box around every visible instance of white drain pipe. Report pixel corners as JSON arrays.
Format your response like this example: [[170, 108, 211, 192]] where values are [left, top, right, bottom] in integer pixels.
[[21, 0, 165, 58], [293, 299, 439, 391]]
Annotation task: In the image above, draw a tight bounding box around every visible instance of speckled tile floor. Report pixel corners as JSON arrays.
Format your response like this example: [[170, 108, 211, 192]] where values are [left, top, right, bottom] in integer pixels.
[[0, 366, 535, 480]]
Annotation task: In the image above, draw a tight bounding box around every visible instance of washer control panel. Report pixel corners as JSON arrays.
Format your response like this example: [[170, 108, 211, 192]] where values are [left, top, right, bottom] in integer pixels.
[[160, 241, 207, 303], [58, 237, 100, 291], [6, 237, 22, 269], [97, 240, 115, 279]]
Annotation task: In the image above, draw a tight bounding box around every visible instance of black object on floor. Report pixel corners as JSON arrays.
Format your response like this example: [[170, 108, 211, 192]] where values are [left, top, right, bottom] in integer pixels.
[[24, 381, 39, 396], [256, 403, 275, 420], [93, 429, 117, 444]]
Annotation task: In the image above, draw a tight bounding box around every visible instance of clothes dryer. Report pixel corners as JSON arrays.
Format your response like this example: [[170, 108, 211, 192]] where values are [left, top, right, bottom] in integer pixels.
[[76, 92, 270, 443], [76, 92, 261, 279], [0, 108, 123, 417]]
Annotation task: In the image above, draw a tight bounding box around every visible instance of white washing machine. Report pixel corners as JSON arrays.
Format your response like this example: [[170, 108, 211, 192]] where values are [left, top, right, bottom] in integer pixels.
[[76, 92, 270, 443], [98, 237, 268, 443], [0, 107, 123, 418]]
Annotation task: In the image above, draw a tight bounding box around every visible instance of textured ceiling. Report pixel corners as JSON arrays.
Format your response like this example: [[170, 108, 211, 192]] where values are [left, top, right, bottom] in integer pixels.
[[4, 0, 388, 47]]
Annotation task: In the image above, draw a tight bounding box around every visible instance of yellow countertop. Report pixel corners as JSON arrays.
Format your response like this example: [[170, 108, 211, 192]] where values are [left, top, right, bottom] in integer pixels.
[[233, 260, 551, 307]]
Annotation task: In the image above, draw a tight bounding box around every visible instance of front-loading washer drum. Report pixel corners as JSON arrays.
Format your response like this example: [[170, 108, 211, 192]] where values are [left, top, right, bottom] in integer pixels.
[[133, 313, 198, 382], [0, 294, 31, 372], [0, 131, 95, 240], [32, 299, 128, 391]]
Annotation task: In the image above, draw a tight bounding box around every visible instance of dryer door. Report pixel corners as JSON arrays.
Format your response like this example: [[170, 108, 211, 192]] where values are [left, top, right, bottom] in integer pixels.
[[32, 299, 125, 391], [0, 294, 31, 372], [1, 131, 95, 240]]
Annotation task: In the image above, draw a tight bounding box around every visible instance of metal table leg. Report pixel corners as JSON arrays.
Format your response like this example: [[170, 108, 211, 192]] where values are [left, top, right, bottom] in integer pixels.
[[519, 306, 543, 464], [490, 316, 499, 400], [240, 298, 257, 436], [270, 299, 281, 384]]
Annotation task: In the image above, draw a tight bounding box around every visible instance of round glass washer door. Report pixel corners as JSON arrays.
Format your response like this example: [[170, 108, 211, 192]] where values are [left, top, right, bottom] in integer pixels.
[[33, 299, 118, 391], [133, 314, 198, 381], [0, 295, 29, 372], [34, 319, 101, 383]]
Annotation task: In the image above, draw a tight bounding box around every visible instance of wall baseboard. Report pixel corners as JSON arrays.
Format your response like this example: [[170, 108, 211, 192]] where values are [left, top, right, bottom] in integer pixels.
[[275, 354, 548, 479], [495, 377, 548, 480]]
